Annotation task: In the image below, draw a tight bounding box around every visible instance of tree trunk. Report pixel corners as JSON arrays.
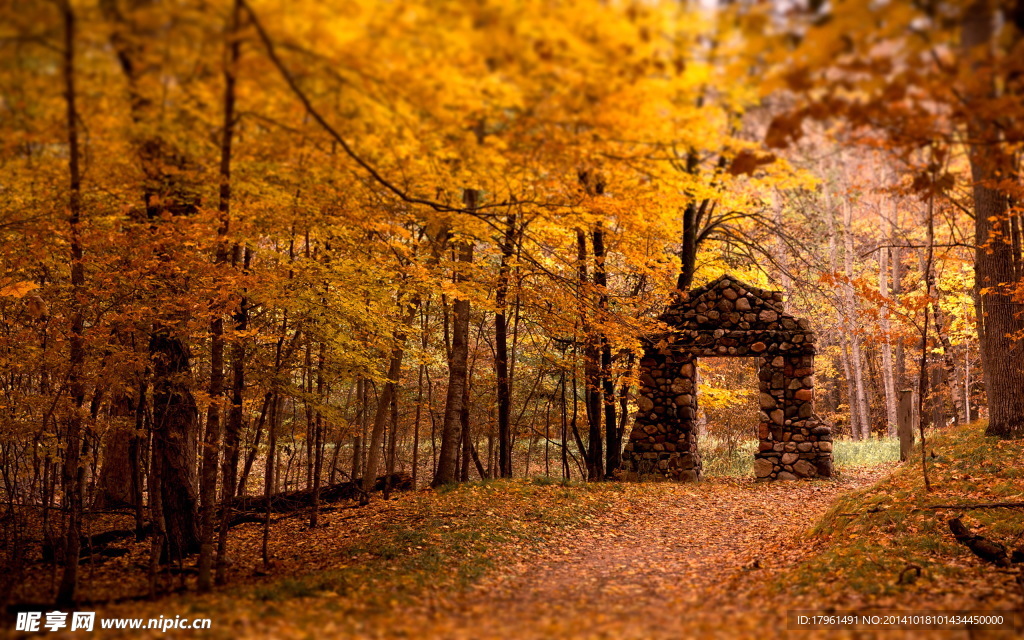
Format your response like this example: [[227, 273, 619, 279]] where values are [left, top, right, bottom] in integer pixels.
[[262, 393, 279, 569], [310, 342, 326, 526], [459, 377, 472, 482], [879, 246, 899, 437], [433, 190, 477, 486], [962, 4, 1024, 438], [150, 332, 201, 560], [892, 242, 907, 391], [576, 231, 603, 480], [841, 199, 871, 439], [102, 0, 202, 560], [198, 0, 240, 590], [57, 0, 85, 605], [494, 212, 516, 478], [592, 223, 619, 476], [215, 247, 249, 585], [352, 378, 364, 480]]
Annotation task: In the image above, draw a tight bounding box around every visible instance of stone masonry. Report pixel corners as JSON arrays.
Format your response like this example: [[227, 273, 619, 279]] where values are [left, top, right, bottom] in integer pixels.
[[620, 275, 833, 482]]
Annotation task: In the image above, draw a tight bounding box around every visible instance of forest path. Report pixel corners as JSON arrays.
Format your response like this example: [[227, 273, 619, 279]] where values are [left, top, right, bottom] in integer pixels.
[[416, 469, 887, 640]]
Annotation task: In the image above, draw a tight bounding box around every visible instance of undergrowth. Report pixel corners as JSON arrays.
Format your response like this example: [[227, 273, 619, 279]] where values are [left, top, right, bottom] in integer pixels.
[[776, 422, 1024, 599]]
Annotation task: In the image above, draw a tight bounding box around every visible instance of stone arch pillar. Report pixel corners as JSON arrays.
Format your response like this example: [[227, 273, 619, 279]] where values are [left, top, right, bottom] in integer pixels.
[[630, 350, 700, 481]]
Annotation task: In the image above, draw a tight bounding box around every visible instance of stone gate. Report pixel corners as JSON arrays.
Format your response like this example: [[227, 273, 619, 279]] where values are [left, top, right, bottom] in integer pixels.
[[620, 275, 833, 482]]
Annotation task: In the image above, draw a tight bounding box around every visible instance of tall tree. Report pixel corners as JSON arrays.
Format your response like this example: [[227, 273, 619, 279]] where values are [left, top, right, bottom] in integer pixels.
[[56, 0, 85, 606], [494, 211, 517, 478], [198, 0, 241, 592], [433, 191, 478, 486], [961, 2, 1024, 438], [101, 0, 201, 557]]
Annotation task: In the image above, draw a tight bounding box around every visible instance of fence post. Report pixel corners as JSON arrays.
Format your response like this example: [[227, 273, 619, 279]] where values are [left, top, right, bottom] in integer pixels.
[[898, 388, 915, 462]]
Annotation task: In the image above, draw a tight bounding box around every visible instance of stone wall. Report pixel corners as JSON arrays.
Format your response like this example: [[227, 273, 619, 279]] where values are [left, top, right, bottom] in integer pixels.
[[620, 275, 833, 482]]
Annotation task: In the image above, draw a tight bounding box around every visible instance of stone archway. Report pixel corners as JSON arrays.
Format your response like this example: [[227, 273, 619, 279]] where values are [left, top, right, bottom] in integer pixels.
[[620, 275, 833, 482]]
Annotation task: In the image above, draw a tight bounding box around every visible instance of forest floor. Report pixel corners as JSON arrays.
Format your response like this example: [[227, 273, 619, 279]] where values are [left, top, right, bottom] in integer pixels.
[[404, 469, 886, 639], [6, 423, 1024, 639]]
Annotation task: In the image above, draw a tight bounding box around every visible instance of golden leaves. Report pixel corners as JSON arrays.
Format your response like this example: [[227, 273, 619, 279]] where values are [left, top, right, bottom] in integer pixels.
[[0, 280, 38, 298]]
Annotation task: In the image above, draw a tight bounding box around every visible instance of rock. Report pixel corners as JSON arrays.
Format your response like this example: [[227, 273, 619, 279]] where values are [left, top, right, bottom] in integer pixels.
[[679, 470, 699, 483], [759, 310, 778, 323], [754, 458, 774, 478], [777, 471, 797, 481], [795, 388, 813, 401], [735, 297, 751, 311], [723, 288, 738, 300], [638, 396, 654, 412], [816, 459, 833, 478], [759, 393, 776, 409], [793, 459, 817, 477], [818, 441, 833, 452], [770, 409, 784, 425], [796, 442, 813, 452], [674, 394, 693, 407], [781, 452, 798, 465]]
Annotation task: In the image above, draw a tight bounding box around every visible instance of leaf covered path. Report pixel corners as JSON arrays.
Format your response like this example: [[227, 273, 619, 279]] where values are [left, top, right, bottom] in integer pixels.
[[411, 470, 888, 640]]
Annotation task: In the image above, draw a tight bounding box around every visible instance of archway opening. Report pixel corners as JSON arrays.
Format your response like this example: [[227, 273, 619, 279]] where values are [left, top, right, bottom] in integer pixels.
[[697, 357, 760, 477]]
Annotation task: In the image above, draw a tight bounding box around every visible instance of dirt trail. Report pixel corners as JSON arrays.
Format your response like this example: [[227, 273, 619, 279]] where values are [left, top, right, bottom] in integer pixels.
[[417, 469, 886, 640]]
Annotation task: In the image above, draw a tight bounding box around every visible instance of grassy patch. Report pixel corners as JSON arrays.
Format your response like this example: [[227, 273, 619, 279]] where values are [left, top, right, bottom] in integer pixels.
[[776, 422, 1024, 600], [701, 436, 898, 477], [701, 437, 757, 477], [832, 436, 899, 472]]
